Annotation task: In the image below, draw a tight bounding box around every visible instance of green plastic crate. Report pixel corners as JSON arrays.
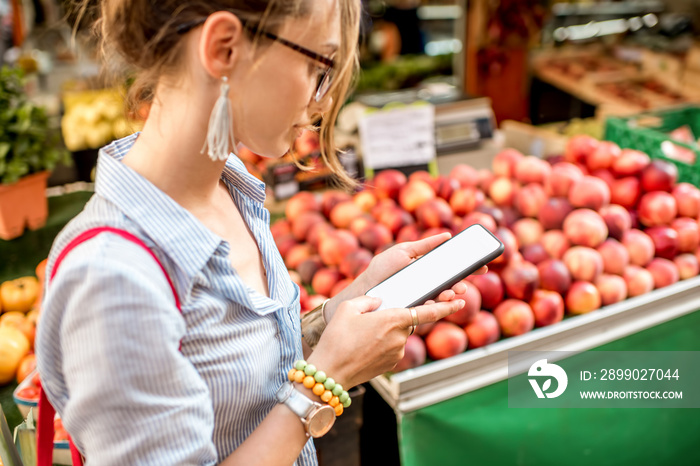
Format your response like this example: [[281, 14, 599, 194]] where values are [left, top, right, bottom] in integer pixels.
[[605, 105, 700, 187]]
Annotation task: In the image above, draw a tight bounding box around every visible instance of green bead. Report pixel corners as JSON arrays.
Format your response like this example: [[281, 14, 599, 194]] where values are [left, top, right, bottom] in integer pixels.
[[342, 398, 352, 408], [339, 392, 350, 403], [332, 384, 344, 397], [323, 378, 336, 390], [295, 360, 307, 371], [304, 364, 317, 376], [314, 371, 327, 383]]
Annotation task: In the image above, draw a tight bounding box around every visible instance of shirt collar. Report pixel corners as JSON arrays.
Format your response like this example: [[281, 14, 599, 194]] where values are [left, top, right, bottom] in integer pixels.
[[94, 134, 266, 283]]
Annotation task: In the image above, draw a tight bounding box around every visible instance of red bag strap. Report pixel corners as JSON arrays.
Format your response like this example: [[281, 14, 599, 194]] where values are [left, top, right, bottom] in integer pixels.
[[38, 227, 181, 466]]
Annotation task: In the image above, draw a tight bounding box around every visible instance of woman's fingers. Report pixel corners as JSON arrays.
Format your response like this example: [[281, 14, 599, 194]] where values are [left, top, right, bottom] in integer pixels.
[[344, 295, 382, 314], [473, 265, 488, 275], [436, 289, 456, 302], [396, 300, 464, 329], [451, 281, 467, 295], [401, 232, 451, 259]]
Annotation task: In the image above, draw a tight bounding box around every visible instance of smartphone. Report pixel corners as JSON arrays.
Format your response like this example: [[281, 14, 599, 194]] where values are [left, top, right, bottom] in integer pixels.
[[365, 224, 504, 311]]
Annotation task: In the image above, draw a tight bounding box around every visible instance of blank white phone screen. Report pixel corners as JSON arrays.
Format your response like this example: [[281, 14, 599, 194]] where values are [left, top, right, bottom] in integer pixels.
[[367, 225, 501, 311]]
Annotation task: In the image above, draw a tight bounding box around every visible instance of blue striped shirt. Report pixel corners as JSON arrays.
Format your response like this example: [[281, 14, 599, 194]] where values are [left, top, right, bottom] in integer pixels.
[[36, 134, 317, 465]]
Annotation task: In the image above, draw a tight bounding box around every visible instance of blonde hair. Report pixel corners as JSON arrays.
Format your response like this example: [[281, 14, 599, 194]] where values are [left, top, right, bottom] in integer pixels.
[[76, 0, 360, 187]]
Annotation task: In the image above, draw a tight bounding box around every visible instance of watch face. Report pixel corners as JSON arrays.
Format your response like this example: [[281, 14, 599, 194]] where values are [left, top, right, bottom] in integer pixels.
[[308, 405, 336, 438]]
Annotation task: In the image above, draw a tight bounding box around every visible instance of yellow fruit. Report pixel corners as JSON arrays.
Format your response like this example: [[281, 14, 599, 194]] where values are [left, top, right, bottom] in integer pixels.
[[1, 277, 39, 313], [0, 326, 30, 385]]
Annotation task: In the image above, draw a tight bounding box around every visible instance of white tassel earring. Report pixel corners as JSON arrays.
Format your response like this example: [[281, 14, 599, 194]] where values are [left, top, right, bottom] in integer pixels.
[[202, 76, 236, 162]]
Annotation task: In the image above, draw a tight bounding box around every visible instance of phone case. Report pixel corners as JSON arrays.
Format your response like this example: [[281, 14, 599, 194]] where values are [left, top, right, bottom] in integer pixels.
[[365, 224, 504, 309]]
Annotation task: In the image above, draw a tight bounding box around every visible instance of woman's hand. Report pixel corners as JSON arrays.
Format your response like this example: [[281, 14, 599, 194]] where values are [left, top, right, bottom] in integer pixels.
[[308, 296, 465, 389], [325, 232, 487, 321]]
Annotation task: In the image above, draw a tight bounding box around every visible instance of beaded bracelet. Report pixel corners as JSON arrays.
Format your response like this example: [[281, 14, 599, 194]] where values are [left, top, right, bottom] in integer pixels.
[[287, 359, 351, 417]]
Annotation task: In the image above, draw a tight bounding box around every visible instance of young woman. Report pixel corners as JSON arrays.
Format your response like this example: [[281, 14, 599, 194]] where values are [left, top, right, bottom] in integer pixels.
[[36, 1, 481, 464]]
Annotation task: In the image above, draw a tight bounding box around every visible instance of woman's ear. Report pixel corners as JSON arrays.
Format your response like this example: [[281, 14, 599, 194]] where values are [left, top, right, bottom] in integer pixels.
[[199, 11, 245, 79]]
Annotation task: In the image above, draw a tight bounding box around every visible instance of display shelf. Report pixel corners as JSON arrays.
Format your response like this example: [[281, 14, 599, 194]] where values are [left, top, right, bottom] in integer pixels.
[[370, 275, 700, 413]]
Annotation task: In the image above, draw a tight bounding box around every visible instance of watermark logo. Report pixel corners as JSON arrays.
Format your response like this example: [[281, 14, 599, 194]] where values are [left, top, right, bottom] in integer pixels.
[[528, 359, 568, 399]]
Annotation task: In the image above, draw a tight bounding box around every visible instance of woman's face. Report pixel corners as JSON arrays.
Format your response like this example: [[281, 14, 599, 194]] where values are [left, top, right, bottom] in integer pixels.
[[231, 0, 340, 158]]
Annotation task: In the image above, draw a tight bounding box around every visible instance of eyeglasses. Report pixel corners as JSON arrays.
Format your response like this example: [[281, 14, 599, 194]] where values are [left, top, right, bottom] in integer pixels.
[[177, 18, 336, 102]]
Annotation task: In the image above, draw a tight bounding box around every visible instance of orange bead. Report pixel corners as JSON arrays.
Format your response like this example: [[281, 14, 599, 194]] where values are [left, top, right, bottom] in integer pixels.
[[288, 369, 296, 382], [303, 376, 316, 389], [321, 390, 333, 403], [313, 383, 326, 397], [329, 396, 340, 407], [294, 371, 305, 384], [334, 404, 344, 416]]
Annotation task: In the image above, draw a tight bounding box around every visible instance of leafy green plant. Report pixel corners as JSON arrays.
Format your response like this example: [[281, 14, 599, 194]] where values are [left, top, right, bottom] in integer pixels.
[[0, 66, 71, 184]]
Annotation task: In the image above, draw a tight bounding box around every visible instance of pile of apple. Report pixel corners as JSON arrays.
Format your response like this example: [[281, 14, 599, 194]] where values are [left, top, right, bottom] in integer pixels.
[[272, 134, 700, 372]]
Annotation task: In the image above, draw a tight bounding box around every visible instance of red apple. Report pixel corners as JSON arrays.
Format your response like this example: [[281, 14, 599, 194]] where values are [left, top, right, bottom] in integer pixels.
[[538, 259, 572, 295], [416, 198, 454, 229], [394, 335, 427, 372], [646, 258, 679, 288], [373, 169, 407, 200], [672, 183, 700, 218], [319, 230, 359, 266], [530, 289, 565, 327], [501, 261, 539, 301], [611, 149, 651, 177], [565, 135, 599, 164], [674, 254, 699, 279], [425, 322, 468, 360], [563, 209, 608, 248], [586, 141, 621, 171], [563, 246, 604, 282], [671, 217, 700, 252], [515, 183, 548, 218], [565, 281, 601, 314], [568, 176, 610, 211], [285, 191, 320, 219], [464, 311, 501, 348], [443, 281, 481, 326], [512, 218, 544, 247], [514, 156, 552, 185], [467, 272, 504, 309], [546, 162, 584, 198], [597, 239, 630, 275], [399, 180, 436, 213], [493, 299, 535, 337], [541, 230, 571, 260], [599, 204, 632, 241], [339, 248, 373, 279], [623, 265, 655, 297], [492, 148, 524, 178], [610, 177, 642, 209], [622, 229, 656, 267], [449, 187, 485, 216], [595, 274, 628, 306], [449, 164, 480, 188], [538, 197, 574, 230], [645, 226, 679, 260], [640, 159, 678, 193]]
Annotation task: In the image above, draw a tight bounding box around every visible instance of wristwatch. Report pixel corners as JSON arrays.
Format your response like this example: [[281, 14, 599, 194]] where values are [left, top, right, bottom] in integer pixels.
[[275, 382, 336, 438]]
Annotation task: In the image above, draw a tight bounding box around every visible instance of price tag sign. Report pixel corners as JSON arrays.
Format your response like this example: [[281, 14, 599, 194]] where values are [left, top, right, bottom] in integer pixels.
[[358, 103, 436, 170]]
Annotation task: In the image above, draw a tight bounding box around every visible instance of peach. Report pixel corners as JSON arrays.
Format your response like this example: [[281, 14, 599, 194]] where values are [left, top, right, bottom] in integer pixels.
[[563, 246, 604, 282], [292, 211, 326, 241], [311, 268, 344, 296], [492, 148, 524, 178], [672, 183, 700, 218], [599, 204, 632, 241], [538, 197, 574, 230], [270, 219, 292, 241], [530, 289, 565, 327], [449, 164, 480, 188], [565, 134, 599, 165], [330, 278, 353, 297], [590, 169, 615, 190], [645, 226, 679, 260], [611, 149, 650, 177], [434, 176, 461, 201], [622, 229, 655, 267], [489, 177, 519, 207], [500, 206, 522, 228], [515, 183, 548, 218], [565, 281, 601, 314], [671, 217, 700, 253], [640, 159, 678, 193], [376, 242, 395, 254], [673, 254, 699, 279], [623, 265, 655, 297], [425, 321, 468, 360], [493, 299, 535, 337], [358, 223, 393, 253], [595, 274, 628, 306], [373, 169, 407, 200], [568, 176, 610, 211], [396, 224, 422, 243], [353, 190, 378, 212], [319, 230, 359, 266], [443, 281, 481, 327], [285, 191, 320, 220], [546, 162, 584, 198], [541, 230, 571, 260], [490, 227, 518, 267], [563, 209, 608, 248], [321, 190, 352, 219], [586, 141, 621, 171], [537, 259, 572, 295], [646, 258, 679, 289], [329, 201, 364, 229], [399, 180, 435, 213], [415, 322, 436, 337], [460, 212, 497, 233], [349, 214, 375, 237], [409, 170, 434, 185], [521, 243, 549, 265], [370, 198, 397, 220], [339, 248, 373, 279], [501, 261, 539, 301], [467, 271, 504, 310], [464, 311, 501, 349], [638, 191, 677, 227], [394, 335, 427, 372], [610, 177, 642, 209], [306, 294, 329, 311], [288, 270, 303, 287], [512, 218, 544, 247], [597, 239, 630, 275], [297, 256, 324, 285], [285, 243, 315, 270], [514, 156, 552, 185], [416, 198, 454, 230], [449, 187, 485, 216], [275, 234, 299, 259], [478, 169, 496, 193], [307, 222, 335, 250], [299, 285, 310, 312], [476, 205, 505, 227], [377, 207, 415, 236]]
